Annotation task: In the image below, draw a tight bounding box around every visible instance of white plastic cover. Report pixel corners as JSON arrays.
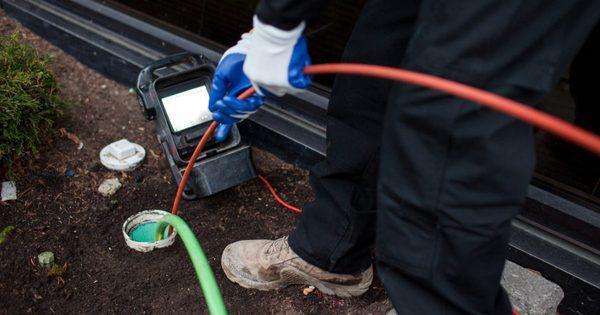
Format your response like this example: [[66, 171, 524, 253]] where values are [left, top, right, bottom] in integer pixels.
[[106, 139, 137, 160], [100, 139, 145, 171]]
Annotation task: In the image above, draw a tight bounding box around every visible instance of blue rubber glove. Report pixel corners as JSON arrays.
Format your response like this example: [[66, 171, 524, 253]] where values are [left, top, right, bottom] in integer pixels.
[[208, 33, 264, 142]]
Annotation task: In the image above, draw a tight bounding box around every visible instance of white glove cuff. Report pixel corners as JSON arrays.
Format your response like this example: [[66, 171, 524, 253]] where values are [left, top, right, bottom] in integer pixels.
[[252, 15, 305, 46], [221, 32, 253, 60], [242, 16, 307, 96]]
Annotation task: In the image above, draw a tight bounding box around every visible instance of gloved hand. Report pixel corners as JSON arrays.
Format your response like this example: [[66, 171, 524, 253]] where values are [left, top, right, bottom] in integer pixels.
[[208, 15, 312, 142], [243, 15, 312, 96], [208, 32, 265, 142]]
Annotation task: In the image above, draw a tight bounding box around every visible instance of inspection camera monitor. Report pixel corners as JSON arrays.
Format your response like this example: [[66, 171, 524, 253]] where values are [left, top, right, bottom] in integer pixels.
[[136, 53, 256, 199]]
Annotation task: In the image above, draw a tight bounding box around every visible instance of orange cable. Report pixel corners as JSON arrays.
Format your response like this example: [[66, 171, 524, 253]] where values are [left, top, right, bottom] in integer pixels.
[[164, 63, 567, 312], [170, 121, 217, 216], [257, 175, 302, 213], [170, 89, 256, 216], [304, 64, 600, 156], [171, 63, 600, 219]]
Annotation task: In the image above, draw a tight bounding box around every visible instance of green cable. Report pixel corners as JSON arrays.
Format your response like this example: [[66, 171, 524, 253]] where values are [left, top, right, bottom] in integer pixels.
[[155, 213, 227, 315]]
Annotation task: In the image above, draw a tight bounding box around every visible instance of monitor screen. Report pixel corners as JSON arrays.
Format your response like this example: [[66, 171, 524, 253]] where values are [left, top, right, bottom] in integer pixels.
[[161, 85, 212, 132]]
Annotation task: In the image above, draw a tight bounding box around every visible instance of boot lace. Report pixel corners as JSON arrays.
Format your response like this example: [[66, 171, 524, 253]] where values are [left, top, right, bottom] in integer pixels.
[[265, 236, 291, 259]]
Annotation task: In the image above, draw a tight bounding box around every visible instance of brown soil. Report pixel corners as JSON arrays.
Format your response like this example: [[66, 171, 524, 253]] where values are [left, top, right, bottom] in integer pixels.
[[0, 10, 389, 314]]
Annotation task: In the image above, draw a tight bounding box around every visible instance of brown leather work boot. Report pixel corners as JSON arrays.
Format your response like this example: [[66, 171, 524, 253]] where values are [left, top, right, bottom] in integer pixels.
[[221, 236, 373, 297]]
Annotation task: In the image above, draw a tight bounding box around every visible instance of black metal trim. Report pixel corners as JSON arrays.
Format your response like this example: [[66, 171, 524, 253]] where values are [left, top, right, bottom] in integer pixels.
[[524, 185, 600, 254], [3, 1, 599, 314], [3, 0, 327, 156], [508, 219, 600, 315]]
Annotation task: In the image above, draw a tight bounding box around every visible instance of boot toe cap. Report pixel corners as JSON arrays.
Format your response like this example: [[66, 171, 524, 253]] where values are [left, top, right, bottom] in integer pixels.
[[221, 239, 270, 282]]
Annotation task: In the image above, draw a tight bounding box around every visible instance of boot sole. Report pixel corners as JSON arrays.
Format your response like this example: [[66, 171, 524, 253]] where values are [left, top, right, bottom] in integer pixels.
[[221, 259, 373, 298]]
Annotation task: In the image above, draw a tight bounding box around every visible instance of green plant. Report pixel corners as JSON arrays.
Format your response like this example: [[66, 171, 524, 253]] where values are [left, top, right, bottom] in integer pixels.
[[0, 225, 14, 244], [0, 31, 65, 175]]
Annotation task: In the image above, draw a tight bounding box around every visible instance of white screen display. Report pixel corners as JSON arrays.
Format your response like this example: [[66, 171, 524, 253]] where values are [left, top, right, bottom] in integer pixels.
[[161, 86, 212, 132]]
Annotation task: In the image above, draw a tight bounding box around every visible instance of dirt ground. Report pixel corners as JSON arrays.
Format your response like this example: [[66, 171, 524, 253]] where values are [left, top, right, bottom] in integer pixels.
[[0, 10, 390, 314]]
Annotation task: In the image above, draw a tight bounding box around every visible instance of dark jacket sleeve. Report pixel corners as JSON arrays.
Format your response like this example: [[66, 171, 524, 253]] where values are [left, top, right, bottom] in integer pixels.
[[256, 0, 329, 30]]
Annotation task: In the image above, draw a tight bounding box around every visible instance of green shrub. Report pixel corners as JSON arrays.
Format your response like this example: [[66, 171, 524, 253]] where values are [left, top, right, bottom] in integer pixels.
[[0, 31, 65, 174]]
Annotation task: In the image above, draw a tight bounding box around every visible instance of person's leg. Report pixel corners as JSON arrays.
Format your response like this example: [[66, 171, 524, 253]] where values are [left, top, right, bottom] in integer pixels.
[[221, 0, 421, 296], [288, 0, 421, 274], [375, 1, 600, 314], [571, 22, 600, 135]]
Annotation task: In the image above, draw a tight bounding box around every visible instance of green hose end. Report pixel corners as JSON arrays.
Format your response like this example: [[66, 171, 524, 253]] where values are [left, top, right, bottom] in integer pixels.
[[156, 213, 228, 315], [154, 221, 169, 241]]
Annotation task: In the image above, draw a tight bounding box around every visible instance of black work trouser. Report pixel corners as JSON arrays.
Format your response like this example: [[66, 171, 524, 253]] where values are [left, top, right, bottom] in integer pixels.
[[288, 1, 600, 314], [571, 22, 600, 135]]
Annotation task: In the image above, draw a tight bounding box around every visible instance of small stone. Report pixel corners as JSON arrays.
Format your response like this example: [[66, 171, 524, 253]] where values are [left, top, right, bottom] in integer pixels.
[[32, 291, 43, 300], [98, 178, 122, 197], [501, 261, 564, 315], [1, 181, 17, 201], [38, 251, 54, 269]]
